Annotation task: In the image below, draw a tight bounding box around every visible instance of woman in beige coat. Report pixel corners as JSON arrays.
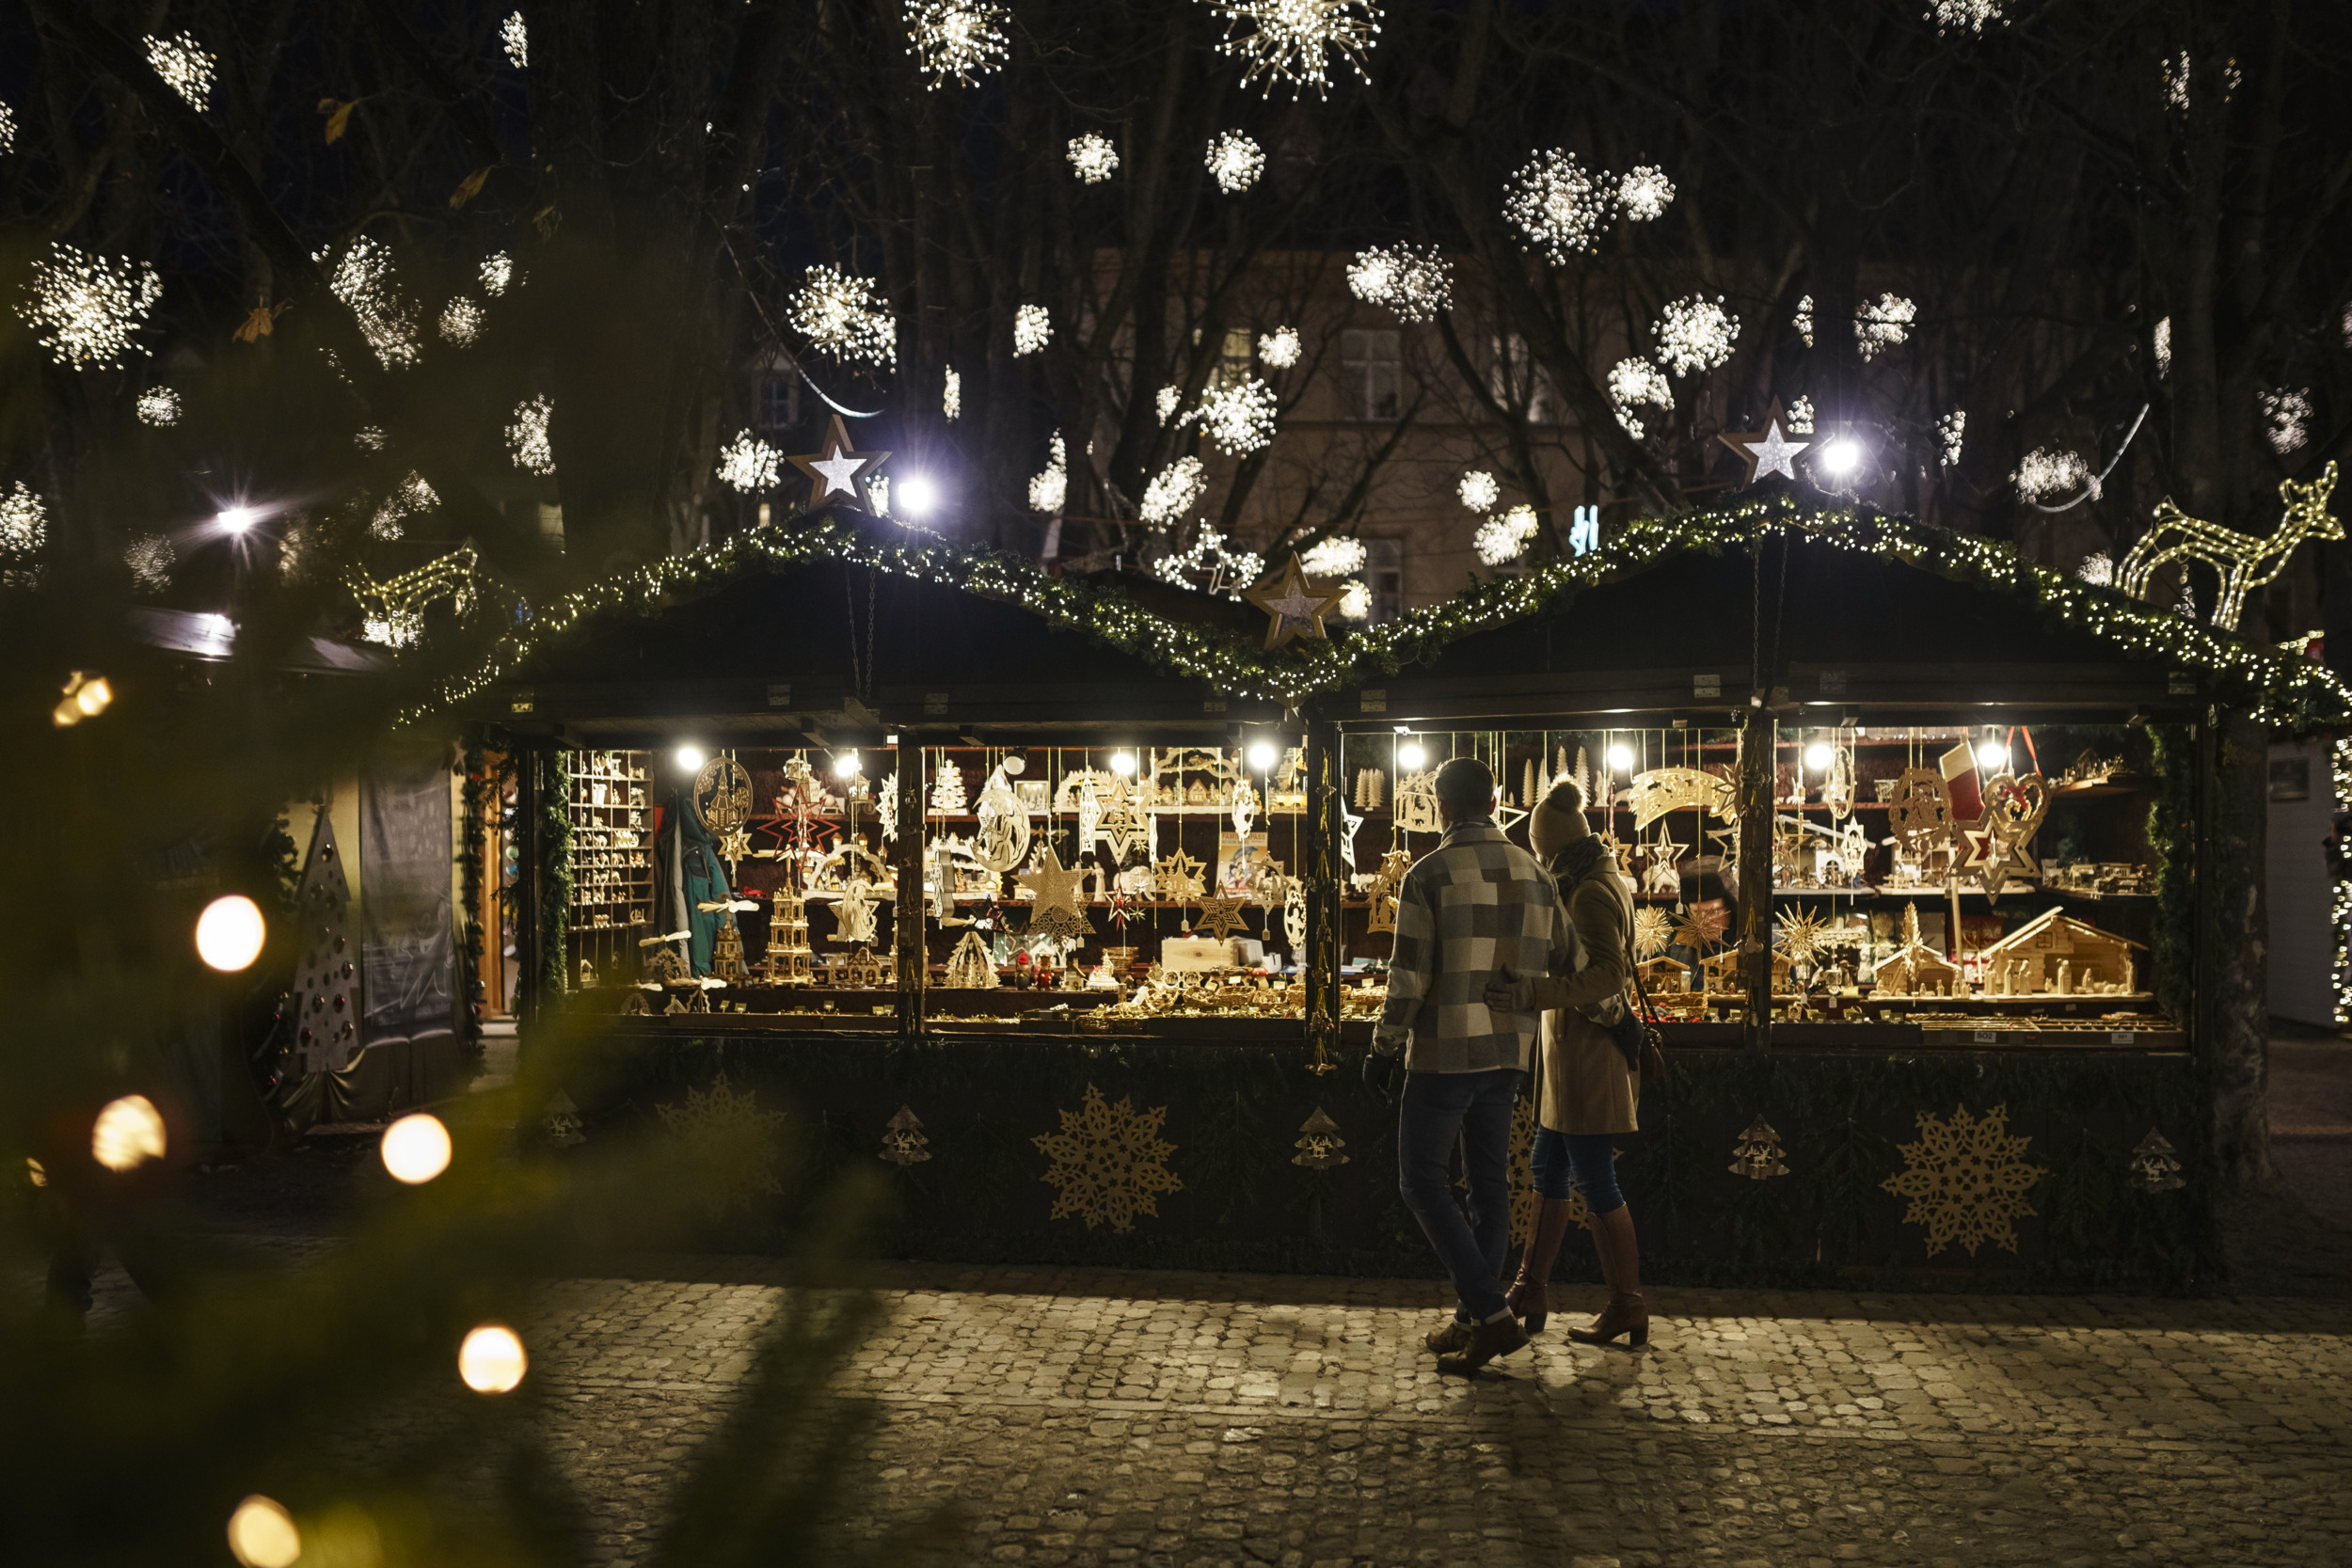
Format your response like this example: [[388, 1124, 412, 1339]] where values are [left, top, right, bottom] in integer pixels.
[[1483, 777, 1647, 1347]]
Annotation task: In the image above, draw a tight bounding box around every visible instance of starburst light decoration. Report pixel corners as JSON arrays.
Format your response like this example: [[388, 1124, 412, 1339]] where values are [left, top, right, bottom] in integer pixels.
[[2014, 448, 2092, 503], [144, 33, 215, 111], [1139, 455, 1207, 526], [1927, 0, 2006, 35], [507, 395, 556, 476], [1204, 0, 1381, 98], [372, 472, 437, 541], [354, 426, 386, 451], [1474, 505, 1539, 566], [1027, 432, 1067, 513], [325, 238, 421, 369], [1155, 385, 1182, 424], [1258, 325, 1301, 368], [1300, 535, 1365, 577], [1793, 294, 1815, 348], [1775, 906, 1831, 963], [480, 252, 515, 297], [500, 12, 528, 68], [2262, 388, 2312, 455], [18, 244, 163, 369], [1937, 409, 1966, 467], [1881, 1102, 2042, 1257], [2162, 51, 2191, 110], [1205, 132, 1265, 193], [2153, 316, 2171, 375], [1012, 302, 1051, 356], [1617, 166, 1677, 221], [787, 263, 897, 364], [1608, 356, 1673, 435], [136, 388, 181, 426], [1654, 295, 1739, 376], [1032, 1083, 1184, 1232], [1788, 396, 1817, 434], [124, 533, 174, 592], [1187, 376, 1279, 455], [1456, 469, 1500, 511], [0, 101, 16, 156], [1346, 243, 1450, 323], [943, 365, 961, 420], [1504, 149, 1615, 263], [1854, 293, 1916, 360], [909, 0, 1009, 87], [716, 430, 783, 492], [2077, 551, 2114, 586], [1, 483, 48, 554], [1336, 578, 1371, 619], [1068, 133, 1119, 183], [438, 297, 485, 346]]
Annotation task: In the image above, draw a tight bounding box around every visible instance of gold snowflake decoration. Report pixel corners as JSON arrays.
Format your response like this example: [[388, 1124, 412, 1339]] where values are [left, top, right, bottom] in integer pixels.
[[655, 1069, 787, 1218], [1775, 906, 1831, 964], [1882, 1102, 2044, 1257], [1632, 905, 1675, 958], [1673, 901, 1727, 952], [1034, 1083, 1184, 1232]]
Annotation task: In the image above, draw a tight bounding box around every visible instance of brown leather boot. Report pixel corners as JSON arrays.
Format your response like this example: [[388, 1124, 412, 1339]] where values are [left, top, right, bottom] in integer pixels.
[[1423, 1317, 1473, 1355], [1566, 1203, 1649, 1349], [1436, 1313, 1531, 1376], [1504, 1196, 1580, 1333]]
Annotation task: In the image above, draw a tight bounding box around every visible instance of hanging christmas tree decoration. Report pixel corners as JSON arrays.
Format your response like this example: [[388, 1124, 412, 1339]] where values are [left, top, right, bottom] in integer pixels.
[[1365, 848, 1413, 933], [1632, 905, 1675, 958], [930, 755, 967, 814], [290, 811, 360, 1075], [944, 928, 997, 988], [1292, 1106, 1351, 1168], [1338, 794, 1366, 875], [2130, 1128, 2186, 1193], [1241, 553, 1345, 648], [1673, 901, 1728, 953], [786, 413, 890, 514], [1391, 769, 1442, 834], [1230, 776, 1260, 841], [1887, 767, 1956, 850], [1075, 775, 1104, 849], [880, 1105, 933, 1165], [1728, 1117, 1788, 1180], [1152, 848, 1205, 901], [1283, 882, 1308, 950], [698, 895, 759, 980], [1774, 906, 1831, 966], [1097, 779, 1152, 863], [830, 876, 881, 945], [542, 1090, 587, 1148]]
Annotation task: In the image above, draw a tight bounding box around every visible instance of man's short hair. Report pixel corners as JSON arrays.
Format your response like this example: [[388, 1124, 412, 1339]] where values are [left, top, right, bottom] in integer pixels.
[[1434, 757, 1494, 819]]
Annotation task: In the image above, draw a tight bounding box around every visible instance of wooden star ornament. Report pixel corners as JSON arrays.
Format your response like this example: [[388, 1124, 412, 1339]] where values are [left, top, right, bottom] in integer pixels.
[[1717, 400, 1811, 487], [1195, 897, 1249, 940], [1242, 553, 1345, 649], [787, 413, 890, 514]]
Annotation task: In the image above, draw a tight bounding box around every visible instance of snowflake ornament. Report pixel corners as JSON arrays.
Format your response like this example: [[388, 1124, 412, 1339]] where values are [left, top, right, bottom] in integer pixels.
[[507, 395, 556, 476], [1012, 303, 1052, 356], [1881, 1102, 2042, 1258], [1257, 325, 1302, 368], [500, 12, 528, 68], [1186, 376, 1279, 454], [716, 430, 783, 492], [1456, 470, 1501, 511], [438, 297, 485, 346], [1203, 0, 1381, 99], [1854, 293, 1916, 361], [1504, 149, 1615, 263], [943, 365, 961, 421], [1301, 535, 1366, 577], [1936, 409, 1965, 467], [324, 237, 421, 369], [1616, 166, 1677, 221], [136, 388, 182, 427], [908, 0, 1009, 87], [2014, 448, 2092, 503], [124, 533, 175, 592], [1139, 456, 1207, 526], [1068, 133, 1119, 183], [1033, 1084, 1184, 1231], [144, 32, 215, 112], [1347, 243, 1451, 323], [1653, 295, 1738, 376], [788, 264, 896, 365], [1205, 132, 1265, 193], [18, 244, 163, 369]]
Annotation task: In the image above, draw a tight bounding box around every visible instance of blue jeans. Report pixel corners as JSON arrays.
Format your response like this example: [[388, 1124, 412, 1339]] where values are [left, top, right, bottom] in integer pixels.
[[1533, 1129, 1625, 1213], [1396, 1067, 1523, 1323]]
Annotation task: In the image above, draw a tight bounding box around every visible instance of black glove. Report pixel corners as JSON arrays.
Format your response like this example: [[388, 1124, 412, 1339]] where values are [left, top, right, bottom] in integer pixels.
[[1362, 1045, 1406, 1104], [1483, 969, 1538, 1014]]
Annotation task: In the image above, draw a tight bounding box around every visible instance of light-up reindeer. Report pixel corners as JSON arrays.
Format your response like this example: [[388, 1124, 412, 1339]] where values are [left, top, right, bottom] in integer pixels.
[[2116, 462, 2340, 631]]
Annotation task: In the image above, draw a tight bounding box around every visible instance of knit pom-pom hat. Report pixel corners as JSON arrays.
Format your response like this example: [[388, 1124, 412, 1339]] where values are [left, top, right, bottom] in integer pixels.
[[1529, 778, 1593, 864]]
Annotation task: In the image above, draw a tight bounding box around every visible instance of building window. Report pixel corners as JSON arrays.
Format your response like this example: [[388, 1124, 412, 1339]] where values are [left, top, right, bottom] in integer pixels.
[[1488, 334, 1560, 424], [1342, 329, 1401, 421], [1363, 538, 1404, 624], [758, 373, 797, 430], [1215, 326, 1254, 389]]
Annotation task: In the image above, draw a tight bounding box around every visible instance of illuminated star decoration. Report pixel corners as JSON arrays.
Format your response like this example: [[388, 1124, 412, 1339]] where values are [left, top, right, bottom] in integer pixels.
[[1718, 400, 1811, 486], [1242, 553, 1345, 649], [787, 413, 890, 514], [1195, 896, 1249, 940]]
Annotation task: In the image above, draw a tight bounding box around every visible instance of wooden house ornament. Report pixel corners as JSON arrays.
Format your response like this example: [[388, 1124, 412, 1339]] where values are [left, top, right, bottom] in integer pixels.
[[1870, 902, 1964, 997], [1978, 908, 2141, 996]]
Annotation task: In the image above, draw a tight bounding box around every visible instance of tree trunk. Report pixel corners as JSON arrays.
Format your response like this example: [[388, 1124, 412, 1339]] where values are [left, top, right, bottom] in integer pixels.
[[2210, 709, 2281, 1193]]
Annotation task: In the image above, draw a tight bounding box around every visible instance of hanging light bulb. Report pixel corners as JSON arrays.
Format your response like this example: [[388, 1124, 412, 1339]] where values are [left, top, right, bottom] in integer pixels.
[[1606, 743, 1634, 771], [1976, 738, 2010, 770], [1109, 751, 1136, 776], [1804, 742, 1835, 770], [1396, 738, 1427, 770], [195, 895, 266, 972], [675, 746, 705, 770], [1247, 739, 1279, 770]]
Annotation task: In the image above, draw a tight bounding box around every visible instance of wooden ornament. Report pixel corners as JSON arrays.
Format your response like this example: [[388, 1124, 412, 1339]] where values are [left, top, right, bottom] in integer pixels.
[[1241, 553, 1345, 649], [1195, 896, 1248, 940], [1717, 399, 1812, 486], [787, 413, 890, 513]]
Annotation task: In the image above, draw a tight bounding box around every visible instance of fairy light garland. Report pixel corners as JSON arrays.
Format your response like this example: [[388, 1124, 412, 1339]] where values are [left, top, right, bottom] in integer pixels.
[[2335, 737, 2352, 1027], [401, 495, 2352, 732]]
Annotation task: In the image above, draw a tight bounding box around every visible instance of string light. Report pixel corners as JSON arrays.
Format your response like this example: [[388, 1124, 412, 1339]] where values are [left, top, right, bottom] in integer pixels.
[[2162, 52, 2190, 110], [500, 11, 528, 69], [1139, 455, 1207, 526], [2334, 737, 2352, 1026], [1654, 295, 1738, 376], [1257, 325, 1301, 368], [1793, 295, 1815, 348], [1301, 535, 1366, 577], [717, 430, 783, 492], [144, 32, 215, 111], [480, 252, 516, 296], [372, 472, 437, 540], [1204, 0, 1380, 98], [1616, 166, 1677, 221], [350, 546, 488, 652], [1928, 0, 2005, 34], [0, 101, 14, 156], [137, 387, 181, 425], [1068, 134, 1119, 183], [507, 395, 555, 476], [18, 244, 163, 369], [1937, 408, 1965, 467], [2015, 448, 2092, 503], [1155, 385, 1182, 424], [438, 297, 485, 346], [1026, 432, 1067, 513], [1503, 149, 1614, 262], [1788, 396, 1817, 435], [1456, 470, 1500, 511], [1854, 293, 1916, 360], [1205, 132, 1265, 193], [908, 0, 1009, 87], [1607, 356, 1672, 436], [124, 534, 174, 592], [2261, 388, 2312, 455], [1012, 303, 1051, 356], [943, 365, 961, 420], [1346, 243, 1451, 323], [1185, 376, 1279, 454], [1153, 526, 1263, 597], [324, 238, 421, 369], [787, 263, 897, 365]]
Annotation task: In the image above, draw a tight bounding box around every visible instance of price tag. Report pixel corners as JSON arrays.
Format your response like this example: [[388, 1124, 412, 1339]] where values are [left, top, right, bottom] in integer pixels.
[[2109, 1030, 2133, 1044], [1972, 1029, 1998, 1044]]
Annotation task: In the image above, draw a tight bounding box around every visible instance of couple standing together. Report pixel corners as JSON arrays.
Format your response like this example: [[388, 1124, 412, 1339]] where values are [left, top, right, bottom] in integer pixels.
[[1364, 756, 1649, 1376]]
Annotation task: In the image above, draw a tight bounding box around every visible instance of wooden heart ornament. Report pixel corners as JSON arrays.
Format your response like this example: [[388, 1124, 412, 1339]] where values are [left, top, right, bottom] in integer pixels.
[[1984, 772, 2050, 859]]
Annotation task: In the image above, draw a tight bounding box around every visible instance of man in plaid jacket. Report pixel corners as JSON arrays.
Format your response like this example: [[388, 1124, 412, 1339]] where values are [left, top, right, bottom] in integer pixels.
[[1366, 756, 1572, 1374]]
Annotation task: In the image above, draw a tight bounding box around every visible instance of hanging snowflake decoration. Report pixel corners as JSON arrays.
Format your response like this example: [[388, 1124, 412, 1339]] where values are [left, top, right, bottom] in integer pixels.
[[500, 12, 529, 69], [1336, 578, 1371, 619], [1186, 376, 1279, 454], [1155, 385, 1183, 425], [507, 395, 556, 477], [1854, 293, 1916, 361], [717, 430, 783, 492], [136, 388, 182, 427], [480, 252, 516, 297], [1257, 325, 1302, 368], [1012, 302, 1052, 356], [438, 297, 485, 346], [1031, 1084, 1184, 1232], [1301, 535, 1366, 577], [1027, 432, 1067, 513], [1203, 0, 1380, 99], [17, 244, 163, 369], [1793, 294, 1815, 348], [1456, 470, 1500, 511], [1503, 149, 1615, 264], [0, 101, 16, 156], [1346, 243, 1451, 323], [1653, 294, 1739, 376], [1880, 1102, 2042, 1258], [1606, 355, 1673, 439], [909, 0, 1009, 87], [2162, 52, 2191, 109], [1788, 395, 1818, 435], [787, 263, 897, 365], [0, 483, 47, 554], [1473, 504, 1540, 566], [2014, 448, 2092, 503], [124, 533, 175, 592], [1138, 455, 1207, 527], [324, 237, 421, 370], [372, 472, 437, 540], [354, 426, 386, 451], [1616, 166, 1677, 222], [1927, 0, 2006, 35], [943, 365, 961, 421], [2153, 316, 2171, 375], [2261, 388, 2312, 455], [1204, 132, 1265, 194], [2077, 551, 2114, 586], [144, 33, 215, 112], [1068, 133, 1119, 183], [1937, 409, 1965, 467]]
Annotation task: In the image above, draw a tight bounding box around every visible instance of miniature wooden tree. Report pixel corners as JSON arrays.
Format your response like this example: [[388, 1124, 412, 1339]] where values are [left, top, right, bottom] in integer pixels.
[[292, 812, 359, 1074]]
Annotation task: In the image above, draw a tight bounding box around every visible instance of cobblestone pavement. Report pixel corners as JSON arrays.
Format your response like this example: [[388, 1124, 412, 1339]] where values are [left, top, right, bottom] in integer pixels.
[[508, 1260, 2352, 1568]]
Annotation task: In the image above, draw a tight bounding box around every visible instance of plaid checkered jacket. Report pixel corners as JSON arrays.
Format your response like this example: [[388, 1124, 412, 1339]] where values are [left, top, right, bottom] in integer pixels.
[[1376, 821, 1572, 1073]]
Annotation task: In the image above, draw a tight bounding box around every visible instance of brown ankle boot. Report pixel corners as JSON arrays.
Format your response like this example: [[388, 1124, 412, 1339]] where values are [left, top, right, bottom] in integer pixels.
[[1566, 1203, 1649, 1349], [1504, 1196, 1580, 1333], [1437, 1314, 1531, 1376]]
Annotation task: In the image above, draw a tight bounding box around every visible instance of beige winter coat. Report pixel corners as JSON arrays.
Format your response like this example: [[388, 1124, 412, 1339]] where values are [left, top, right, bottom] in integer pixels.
[[1529, 848, 1642, 1135]]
